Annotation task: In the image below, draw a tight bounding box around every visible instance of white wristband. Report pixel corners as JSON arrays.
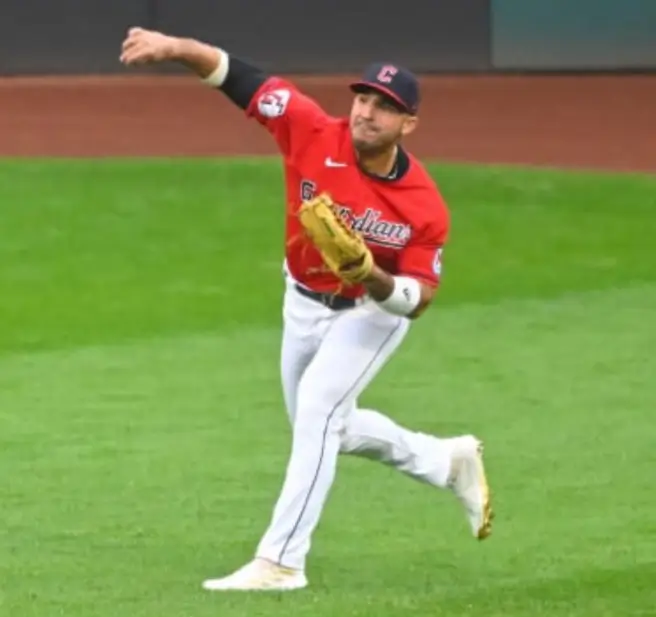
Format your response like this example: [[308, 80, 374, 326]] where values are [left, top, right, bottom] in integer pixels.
[[376, 276, 422, 317], [201, 48, 230, 87]]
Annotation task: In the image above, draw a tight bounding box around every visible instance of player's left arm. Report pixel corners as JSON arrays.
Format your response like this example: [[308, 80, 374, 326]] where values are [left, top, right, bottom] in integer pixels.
[[362, 266, 436, 319], [360, 263, 438, 320], [362, 215, 447, 320]]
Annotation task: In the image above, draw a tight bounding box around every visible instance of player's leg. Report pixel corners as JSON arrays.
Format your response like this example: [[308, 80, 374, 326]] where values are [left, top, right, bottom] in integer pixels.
[[280, 298, 456, 492], [201, 280, 340, 592], [338, 406, 453, 486], [274, 288, 467, 563], [279, 305, 322, 426], [253, 304, 409, 573], [279, 270, 338, 425], [285, 337, 489, 527], [338, 406, 493, 539]]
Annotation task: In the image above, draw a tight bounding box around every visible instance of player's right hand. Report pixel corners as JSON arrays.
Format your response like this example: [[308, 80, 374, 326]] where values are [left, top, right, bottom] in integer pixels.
[[120, 27, 179, 66]]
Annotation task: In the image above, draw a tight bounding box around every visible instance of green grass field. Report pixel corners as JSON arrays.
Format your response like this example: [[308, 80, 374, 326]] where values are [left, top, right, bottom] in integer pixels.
[[1, 159, 655, 616]]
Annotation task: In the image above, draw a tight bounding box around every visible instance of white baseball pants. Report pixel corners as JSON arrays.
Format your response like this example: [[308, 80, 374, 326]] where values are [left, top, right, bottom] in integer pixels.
[[254, 271, 456, 570]]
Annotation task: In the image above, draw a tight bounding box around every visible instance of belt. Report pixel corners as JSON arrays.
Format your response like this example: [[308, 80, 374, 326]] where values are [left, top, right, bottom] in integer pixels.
[[294, 284, 358, 310]]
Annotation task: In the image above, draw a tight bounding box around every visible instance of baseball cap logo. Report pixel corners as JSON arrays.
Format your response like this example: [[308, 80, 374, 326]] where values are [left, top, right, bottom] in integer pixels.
[[349, 62, 419, 114], [376, 65, 398, 84]]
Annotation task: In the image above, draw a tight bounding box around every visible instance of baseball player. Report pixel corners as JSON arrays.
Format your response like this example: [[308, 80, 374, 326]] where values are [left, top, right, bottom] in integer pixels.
[[120, 27, 493, 592]]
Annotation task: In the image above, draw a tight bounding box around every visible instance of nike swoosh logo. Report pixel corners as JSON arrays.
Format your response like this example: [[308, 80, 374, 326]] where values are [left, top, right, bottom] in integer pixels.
[[325, 157, 348, 168]]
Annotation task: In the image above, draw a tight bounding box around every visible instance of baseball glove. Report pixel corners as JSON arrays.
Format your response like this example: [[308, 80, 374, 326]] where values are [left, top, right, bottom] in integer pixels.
[[298, 192, 374, 285]]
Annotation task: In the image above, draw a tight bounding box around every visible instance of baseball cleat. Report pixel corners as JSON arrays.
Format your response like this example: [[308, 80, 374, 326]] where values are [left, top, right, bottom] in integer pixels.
[[447, 435, 493, 540], [202, 558, 308, 592]]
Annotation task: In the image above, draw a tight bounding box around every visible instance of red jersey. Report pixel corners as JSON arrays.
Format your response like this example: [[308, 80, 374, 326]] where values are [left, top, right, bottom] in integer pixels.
[[246, 76, 450, 299]]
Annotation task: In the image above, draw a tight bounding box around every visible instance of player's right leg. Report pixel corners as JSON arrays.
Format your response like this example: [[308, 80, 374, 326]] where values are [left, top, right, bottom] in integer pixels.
[[202, 274, 341, 592]]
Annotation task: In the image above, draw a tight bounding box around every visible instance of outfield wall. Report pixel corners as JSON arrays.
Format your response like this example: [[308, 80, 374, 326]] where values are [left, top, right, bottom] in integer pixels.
[[0, 0, 654, 75]]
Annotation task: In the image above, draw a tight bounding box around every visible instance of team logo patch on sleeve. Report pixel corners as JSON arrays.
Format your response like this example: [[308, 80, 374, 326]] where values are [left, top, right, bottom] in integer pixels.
[[257, 89, 291, 118]]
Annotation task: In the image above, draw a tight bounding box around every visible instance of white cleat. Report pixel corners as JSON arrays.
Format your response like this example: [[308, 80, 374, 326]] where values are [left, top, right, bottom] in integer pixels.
[[202, 558, 308, 592], [447, 435, 493, 540]]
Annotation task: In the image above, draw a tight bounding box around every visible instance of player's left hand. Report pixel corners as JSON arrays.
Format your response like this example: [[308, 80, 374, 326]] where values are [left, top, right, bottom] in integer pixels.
[[298, 193, 374, 285]]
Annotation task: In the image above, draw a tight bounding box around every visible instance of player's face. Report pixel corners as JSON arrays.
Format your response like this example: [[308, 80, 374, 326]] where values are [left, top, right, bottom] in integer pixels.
[[349, 91, 417, 153]]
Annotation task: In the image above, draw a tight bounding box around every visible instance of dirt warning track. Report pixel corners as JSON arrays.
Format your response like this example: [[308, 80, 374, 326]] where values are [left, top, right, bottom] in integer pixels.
[[1, 74, 654, 173]]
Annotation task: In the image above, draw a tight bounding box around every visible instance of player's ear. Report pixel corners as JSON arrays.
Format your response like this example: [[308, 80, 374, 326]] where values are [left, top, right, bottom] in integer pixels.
[[401, 114, 419, 138]]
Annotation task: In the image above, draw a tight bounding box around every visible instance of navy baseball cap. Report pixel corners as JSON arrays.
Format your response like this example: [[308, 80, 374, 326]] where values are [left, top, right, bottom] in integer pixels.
[[349, 62, 420, 115]]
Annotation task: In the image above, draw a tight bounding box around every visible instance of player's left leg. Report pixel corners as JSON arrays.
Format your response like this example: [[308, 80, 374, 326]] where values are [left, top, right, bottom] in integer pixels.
[[338, 407, 493, 540]]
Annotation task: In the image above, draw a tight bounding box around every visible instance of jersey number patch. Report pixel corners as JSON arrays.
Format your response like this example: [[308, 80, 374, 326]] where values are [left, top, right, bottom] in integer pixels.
[[433, 248, 443, 276], [258, 89, 291, 118]]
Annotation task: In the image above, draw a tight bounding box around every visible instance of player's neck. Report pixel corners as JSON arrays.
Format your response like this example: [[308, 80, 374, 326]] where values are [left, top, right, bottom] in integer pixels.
[[357, 145, 399, 178]]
